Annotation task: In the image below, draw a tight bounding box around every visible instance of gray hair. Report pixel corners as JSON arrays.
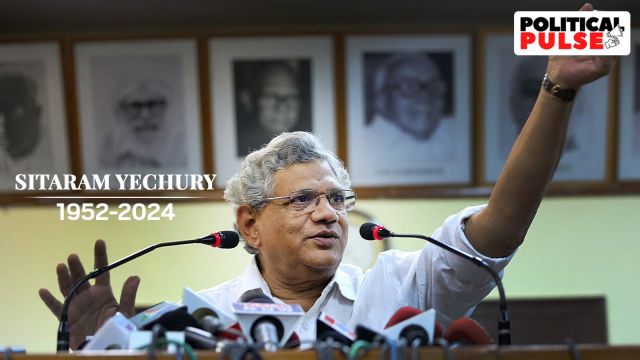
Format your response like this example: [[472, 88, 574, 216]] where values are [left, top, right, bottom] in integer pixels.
[[224, 131, 351, 254]]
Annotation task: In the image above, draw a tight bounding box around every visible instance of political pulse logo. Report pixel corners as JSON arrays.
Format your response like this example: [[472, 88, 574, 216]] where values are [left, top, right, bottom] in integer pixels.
[[514, 11, 631, 55]]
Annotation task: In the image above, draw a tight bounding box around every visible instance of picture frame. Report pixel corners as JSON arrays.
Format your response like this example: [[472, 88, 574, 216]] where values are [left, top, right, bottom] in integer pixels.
[[0, 42, 70, 191], [75, 39, 203, 177], [209, 36, 336, 186], [346, 34, 472, 187], [617, 29, 640, 181], [481, 32, 610, 184]]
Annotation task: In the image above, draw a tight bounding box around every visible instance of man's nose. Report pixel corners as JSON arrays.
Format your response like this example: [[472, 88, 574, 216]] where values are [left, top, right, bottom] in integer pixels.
[[310, 195, 339, 223], [138, 105, 154, 119]]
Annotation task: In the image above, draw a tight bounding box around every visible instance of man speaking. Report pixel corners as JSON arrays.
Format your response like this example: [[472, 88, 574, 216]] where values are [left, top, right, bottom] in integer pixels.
[[38, 3, 615, 349]]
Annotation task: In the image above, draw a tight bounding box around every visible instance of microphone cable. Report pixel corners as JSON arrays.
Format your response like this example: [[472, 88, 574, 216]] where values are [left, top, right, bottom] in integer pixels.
[[348, 340, 373, 360]]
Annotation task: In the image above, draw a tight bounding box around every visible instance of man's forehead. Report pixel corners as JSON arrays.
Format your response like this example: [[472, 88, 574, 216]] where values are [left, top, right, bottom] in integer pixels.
[[262, 68, 296, 87], [271, 160, 340, 192], [122, 88, 167, 101], [391, 57, 439, 80]]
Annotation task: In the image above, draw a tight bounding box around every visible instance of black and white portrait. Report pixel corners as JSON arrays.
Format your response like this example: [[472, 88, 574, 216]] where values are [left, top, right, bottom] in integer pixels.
[[210, 36, 336, 186], [634, 43, 640, 154], [347, 35, 471, 186], [483, 34, 609, 183], [75, 40, 202, 176], [363, 52, 454, 140], [91, 56, 186, 169], [617, 33, 640, 181], [233, 59, 312, 156], [0, 43, 69, 191]]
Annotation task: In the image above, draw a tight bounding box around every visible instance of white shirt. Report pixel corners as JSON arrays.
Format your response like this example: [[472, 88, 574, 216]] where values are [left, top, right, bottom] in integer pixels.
[[198, 204, 514, 346]]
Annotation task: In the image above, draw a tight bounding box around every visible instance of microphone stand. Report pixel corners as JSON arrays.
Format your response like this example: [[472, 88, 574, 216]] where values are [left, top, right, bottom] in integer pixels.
[[389, 232, 511, 346], [57, 234, 232, 352]]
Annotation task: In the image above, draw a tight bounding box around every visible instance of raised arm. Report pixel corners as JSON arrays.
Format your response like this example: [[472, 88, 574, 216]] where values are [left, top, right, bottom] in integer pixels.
[[464, 3, 615, 258]]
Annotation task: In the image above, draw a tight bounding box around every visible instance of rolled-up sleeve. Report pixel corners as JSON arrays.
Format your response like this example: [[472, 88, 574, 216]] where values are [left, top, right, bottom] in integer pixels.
[[351, 204, 517, 331], [418, 204, 516, 325]]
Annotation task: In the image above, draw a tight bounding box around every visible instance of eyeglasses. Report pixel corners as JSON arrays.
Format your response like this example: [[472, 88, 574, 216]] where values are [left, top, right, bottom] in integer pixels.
[[258, 94, 300, 108], [388, 78, 447, 98], [262, 189, 356, 213], [119, 98, 167, 118]]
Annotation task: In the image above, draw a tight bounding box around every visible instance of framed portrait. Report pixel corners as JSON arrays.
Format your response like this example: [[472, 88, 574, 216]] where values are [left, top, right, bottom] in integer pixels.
[[482, 33, 610, 183], [75, 39, 203, 177], [346, 34, 472, 187], [209, 36, 336, 186], [617, 29, 640, 181], [0, 42, 70, 191]]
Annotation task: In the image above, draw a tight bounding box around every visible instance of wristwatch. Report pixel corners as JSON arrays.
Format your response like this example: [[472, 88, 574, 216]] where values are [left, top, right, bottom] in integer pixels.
[[542, 73, 578, 102]]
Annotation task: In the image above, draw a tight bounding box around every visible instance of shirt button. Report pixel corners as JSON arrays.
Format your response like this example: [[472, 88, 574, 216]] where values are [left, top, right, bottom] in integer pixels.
[[303, 322, 309, 330]]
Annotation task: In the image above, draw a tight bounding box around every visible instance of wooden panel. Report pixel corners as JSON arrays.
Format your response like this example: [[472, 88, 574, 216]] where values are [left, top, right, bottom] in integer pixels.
[[471, 297, 607, 345]]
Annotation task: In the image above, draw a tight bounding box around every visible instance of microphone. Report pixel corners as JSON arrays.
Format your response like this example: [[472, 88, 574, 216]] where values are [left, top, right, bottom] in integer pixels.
[[56, 231, 240, 352], [189, 306, 246, 342], [355, 324, 389, 344], [359, 223, 391, 241], [233, 290, 303, 352], [182, 287, 237, 332], [444, 317, 494, 346], [383, 307, 438, 347], [316, 312, 356, 346], [82, 313, 138, 350], [239, 289, 273, 303], [239, 292, 281, 352], [142, 307, 200, 331], [129, 302, 181, 329], [140, 307, 219, 350], [192, 308, 222, 335], [359, 223, 511, 346]]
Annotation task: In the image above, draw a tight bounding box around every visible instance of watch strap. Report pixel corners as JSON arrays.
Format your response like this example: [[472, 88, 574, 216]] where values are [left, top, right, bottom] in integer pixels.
[[542, 73, 577, 102]]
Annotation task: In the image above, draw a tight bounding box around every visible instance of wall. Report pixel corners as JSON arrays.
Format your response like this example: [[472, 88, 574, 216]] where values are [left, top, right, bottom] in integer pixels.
[[1, 195, 639, 351]]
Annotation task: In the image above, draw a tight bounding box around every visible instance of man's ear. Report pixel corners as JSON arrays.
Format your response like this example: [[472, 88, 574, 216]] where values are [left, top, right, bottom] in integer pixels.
[[236, 205, 261, 249]]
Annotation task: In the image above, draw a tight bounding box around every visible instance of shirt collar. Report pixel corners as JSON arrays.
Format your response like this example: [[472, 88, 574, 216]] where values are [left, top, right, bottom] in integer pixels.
[[236, 256, 274, 301], [236, 256, 357, 303], [331, 264, 357, 301]]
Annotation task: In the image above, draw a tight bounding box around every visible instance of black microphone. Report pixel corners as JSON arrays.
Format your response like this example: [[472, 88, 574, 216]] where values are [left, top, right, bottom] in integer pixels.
[[359, 223, 511, 346], [56, 231, 240, 352], [142, 307, 220, 350], [237, 290, 283, 352], [239, 289, 273, 303], [192, 307, 223, 335], [142, 307, 200, 331], [316, 312, 355, 346]]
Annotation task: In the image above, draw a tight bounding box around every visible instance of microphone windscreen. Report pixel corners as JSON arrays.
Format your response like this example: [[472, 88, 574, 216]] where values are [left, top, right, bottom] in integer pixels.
[[359, 223, 378, 240], [217, 323, 244, 340], [444, 317, 494, 345], [218, 231, 240, 248], [142, 307, 200, 331], [384, 306, 423, 329], [239, 288, 274, 303]]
